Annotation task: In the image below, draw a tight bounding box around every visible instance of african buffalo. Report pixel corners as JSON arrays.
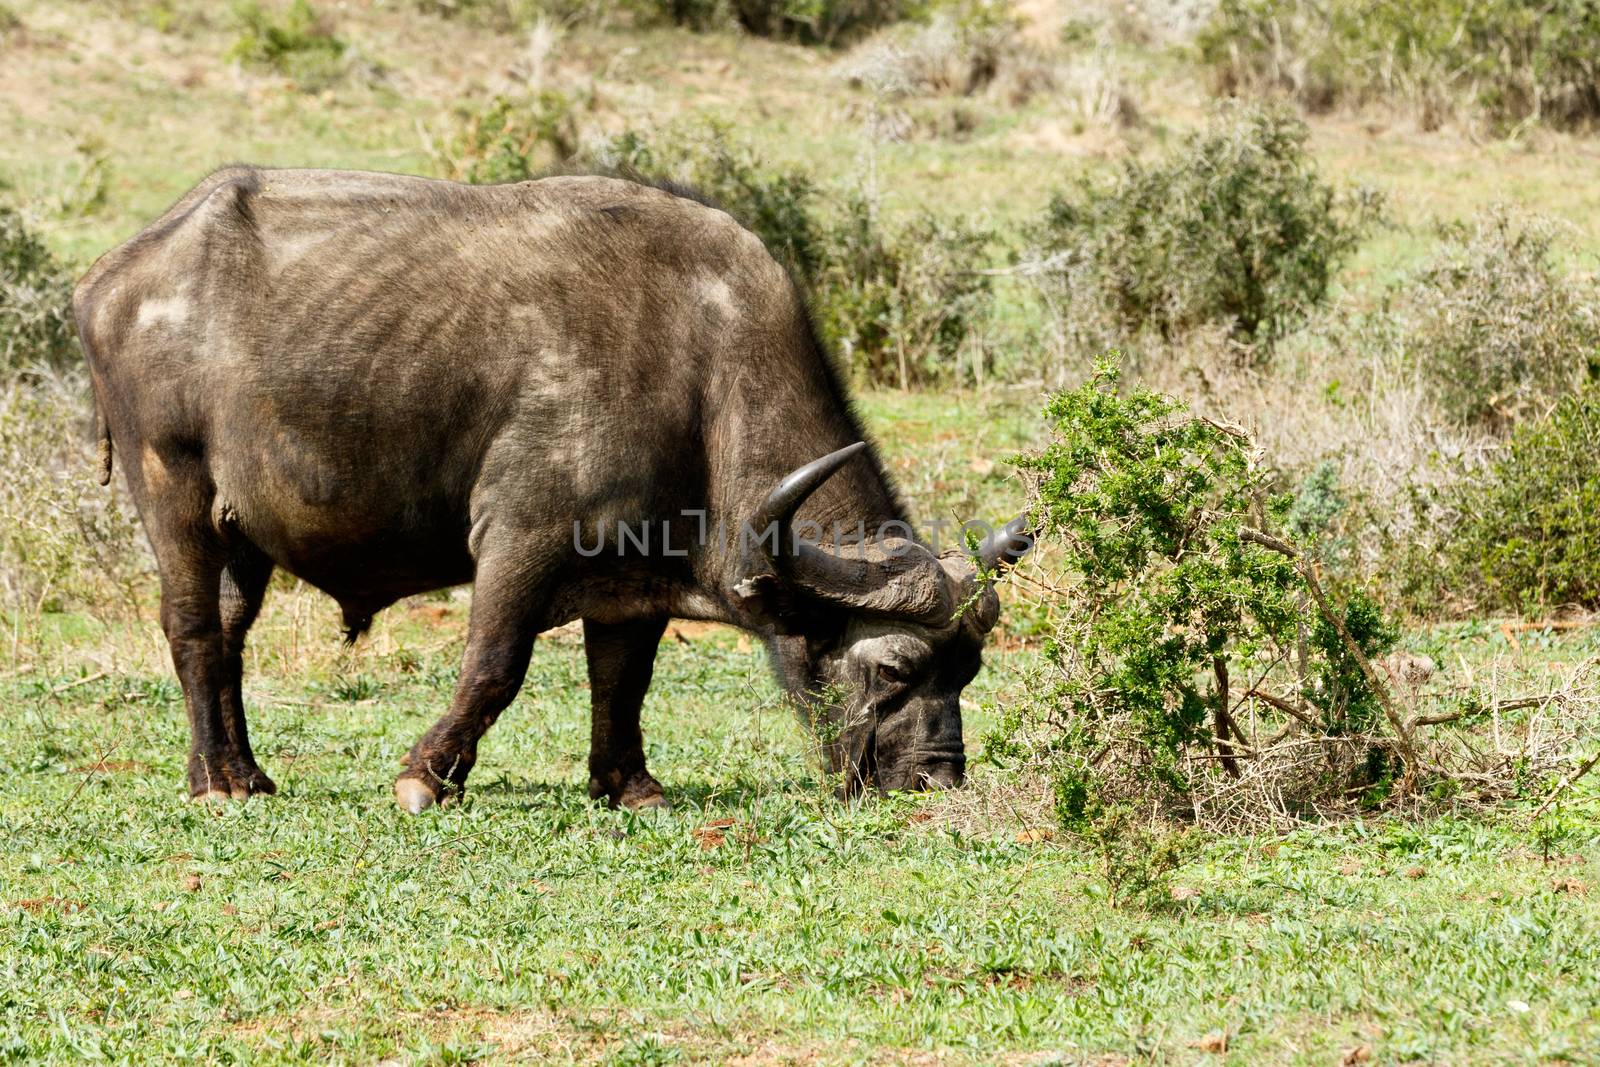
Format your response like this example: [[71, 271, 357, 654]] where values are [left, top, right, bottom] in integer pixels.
[[73, 166, 1030, 811]]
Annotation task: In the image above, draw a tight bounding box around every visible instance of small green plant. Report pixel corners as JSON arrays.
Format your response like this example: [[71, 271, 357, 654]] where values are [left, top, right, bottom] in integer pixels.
[[331, 673, 381, 702], [1027, 104, 1377, 363], [1402, 209, 1600, 433], [444, 91, 582, 184], [227, 0, 356, 92], [1, 203, 78, 373], [1084, 804, 1199, 910], [1000, 357, 1403, 828], [1442, 382, 1600, 612]]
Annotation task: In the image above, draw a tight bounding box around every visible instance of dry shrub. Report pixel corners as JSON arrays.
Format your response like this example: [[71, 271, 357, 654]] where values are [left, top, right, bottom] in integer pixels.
[[835, 2, 1053, 104], [0, 376, 150, 619], [1, 204, 78, 373], [1400, 209, 1600, 435]]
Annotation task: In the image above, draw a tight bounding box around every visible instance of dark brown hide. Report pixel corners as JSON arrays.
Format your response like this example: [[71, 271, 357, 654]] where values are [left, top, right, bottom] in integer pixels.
[[74, 167, 1021, 808]]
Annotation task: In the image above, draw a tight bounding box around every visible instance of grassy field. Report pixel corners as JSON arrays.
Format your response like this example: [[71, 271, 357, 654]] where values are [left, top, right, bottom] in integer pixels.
[[4, 0, 1600, 1062], [5, 604, 1600, 1064]]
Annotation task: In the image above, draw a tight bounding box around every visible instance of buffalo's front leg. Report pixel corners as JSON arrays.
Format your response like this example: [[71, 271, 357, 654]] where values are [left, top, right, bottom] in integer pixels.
[[584, 616, 669, 810], [394, 548, 544, 813]]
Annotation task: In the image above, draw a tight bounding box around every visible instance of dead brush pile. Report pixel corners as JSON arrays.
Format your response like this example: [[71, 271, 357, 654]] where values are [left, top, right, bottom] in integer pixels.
[[981, 358, 1599, 835]]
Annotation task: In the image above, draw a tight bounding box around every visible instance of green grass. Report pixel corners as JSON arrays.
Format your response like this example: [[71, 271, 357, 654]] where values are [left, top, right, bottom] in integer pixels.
[[3, 603, 1599, 1064]]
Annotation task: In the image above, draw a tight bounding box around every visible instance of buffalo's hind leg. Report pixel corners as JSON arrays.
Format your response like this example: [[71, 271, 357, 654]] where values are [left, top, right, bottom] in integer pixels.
[[216, 541, 276, 796], [584, 617, 669, 810], [137, 468, 267, 802], [394, 539, 550, 813]]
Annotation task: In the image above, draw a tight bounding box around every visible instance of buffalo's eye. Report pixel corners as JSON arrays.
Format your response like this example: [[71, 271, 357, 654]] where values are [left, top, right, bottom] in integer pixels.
[[877, 661, 911, 684]]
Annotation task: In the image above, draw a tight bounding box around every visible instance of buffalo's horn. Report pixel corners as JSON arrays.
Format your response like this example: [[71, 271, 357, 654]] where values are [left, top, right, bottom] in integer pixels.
[[748, 442, 868, 557], [975, 514, 1034, 573]]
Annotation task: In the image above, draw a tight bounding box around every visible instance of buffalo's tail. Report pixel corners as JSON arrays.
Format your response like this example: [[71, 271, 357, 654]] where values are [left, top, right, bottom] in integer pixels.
[[94, 402, 113, 486]]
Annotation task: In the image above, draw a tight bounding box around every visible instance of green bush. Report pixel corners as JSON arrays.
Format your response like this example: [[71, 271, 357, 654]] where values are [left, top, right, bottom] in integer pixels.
[[445, 92, 582, 184], [1200, 0, 1600, 132], [227, 0, 359, 92], [994, 358, 1403, 827], [1027, 105, 1376, 362], [0, 204, 77, 374], [635, 0, 926, 44], [1402, 210, 1600, 433], [1444, 383, 1600, 612]]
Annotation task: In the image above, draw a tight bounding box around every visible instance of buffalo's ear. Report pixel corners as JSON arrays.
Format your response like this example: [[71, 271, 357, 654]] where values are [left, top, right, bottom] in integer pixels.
[[972, 514, 1033, 575]]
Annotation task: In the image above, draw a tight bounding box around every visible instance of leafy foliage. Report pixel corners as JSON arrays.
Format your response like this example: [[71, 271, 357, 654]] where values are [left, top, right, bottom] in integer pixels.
[[1002, 358, 1400, 827], [1444, 382, 1600, 612], [0, 204, 77, 374], [1028, 105, 1376, 363], [1201, 0, 1600, 131], [597, 126, 826, 279], [812, 194, 992, 389]]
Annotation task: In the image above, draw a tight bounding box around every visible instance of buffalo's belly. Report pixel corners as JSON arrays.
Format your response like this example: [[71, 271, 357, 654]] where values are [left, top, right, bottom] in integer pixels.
[[220, 462, 476, 606]]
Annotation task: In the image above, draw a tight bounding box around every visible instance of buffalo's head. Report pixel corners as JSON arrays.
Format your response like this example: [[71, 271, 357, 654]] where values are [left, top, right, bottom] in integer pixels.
[[737, 444, 1032, 796]]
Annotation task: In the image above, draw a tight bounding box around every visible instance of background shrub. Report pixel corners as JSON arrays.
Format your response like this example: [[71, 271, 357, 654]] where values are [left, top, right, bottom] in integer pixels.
[[1027, 105, 1376, 365], [1443, 382, 1600, 612], [227, 0, 374, 91], [637, 0, 926, 43], [834, 0, 1025, 98], [596, 126, 826, 279], [443, 91, 583, 184], [1401, 210, 1600, 433], [0, 204, 77, 374], [813, 195, 992, 388], [0, 379, 147, 617], [412, 0, 608, 29], [1200, 0, 1600, 131]]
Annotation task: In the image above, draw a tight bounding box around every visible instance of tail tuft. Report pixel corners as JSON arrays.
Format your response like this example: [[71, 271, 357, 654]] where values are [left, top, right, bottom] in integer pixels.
[[95, 407, 113, 486], [341, 606, 374, 645]]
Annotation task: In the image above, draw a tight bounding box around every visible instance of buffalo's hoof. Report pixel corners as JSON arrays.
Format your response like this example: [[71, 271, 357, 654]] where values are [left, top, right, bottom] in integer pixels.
[[616, 774, 670, 813], [189, 766, 276, 804], [394, 777, 439, 814]]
